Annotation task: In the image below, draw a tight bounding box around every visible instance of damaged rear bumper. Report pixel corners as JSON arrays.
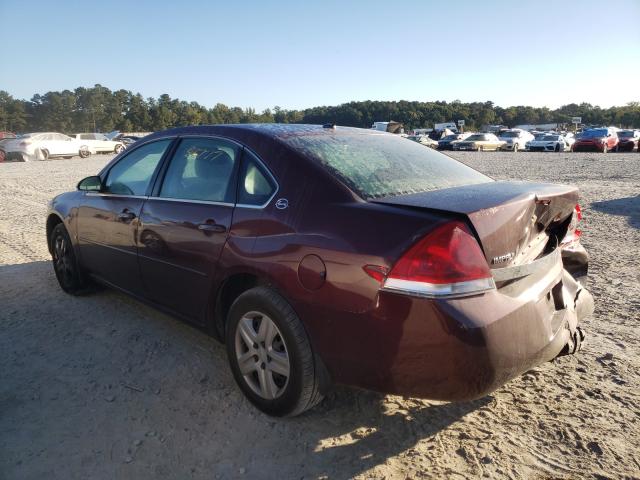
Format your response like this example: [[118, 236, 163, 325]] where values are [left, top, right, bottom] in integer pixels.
[[357, 248, 594, 401]]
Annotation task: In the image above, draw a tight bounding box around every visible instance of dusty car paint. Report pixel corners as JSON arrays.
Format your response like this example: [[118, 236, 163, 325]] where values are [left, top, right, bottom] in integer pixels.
[[47, 124, 593, 401]]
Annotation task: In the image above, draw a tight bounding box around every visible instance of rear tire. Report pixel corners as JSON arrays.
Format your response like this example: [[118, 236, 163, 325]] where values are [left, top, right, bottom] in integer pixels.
[[555, 144, 561, 152], [226, 286, 325, 417], [79, 148, 90, 158], [513, 143, 519, 153], [114, 144, 124, 154], [602, 144, 608, 154], [41, 149, 49, 160], [50, 223, 89, 295]]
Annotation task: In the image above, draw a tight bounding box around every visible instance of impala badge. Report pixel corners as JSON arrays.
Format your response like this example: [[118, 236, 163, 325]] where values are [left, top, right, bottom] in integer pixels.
[[492, 252, 514, 265], [275, 198, 289, 210]]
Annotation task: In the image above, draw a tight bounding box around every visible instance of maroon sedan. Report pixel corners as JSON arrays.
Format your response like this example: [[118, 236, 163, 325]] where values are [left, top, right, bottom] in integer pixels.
[[616, 129, 640, 152], [47, 124, 593, 416]]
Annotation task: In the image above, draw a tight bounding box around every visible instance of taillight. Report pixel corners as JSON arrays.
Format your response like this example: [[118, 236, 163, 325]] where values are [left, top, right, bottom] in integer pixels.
[[381, 221, 495, 298], [561, 204, 582, 246]]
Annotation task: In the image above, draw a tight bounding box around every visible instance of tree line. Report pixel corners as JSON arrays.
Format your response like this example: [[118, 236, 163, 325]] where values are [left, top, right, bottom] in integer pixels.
[[1, 85, 639, 134]]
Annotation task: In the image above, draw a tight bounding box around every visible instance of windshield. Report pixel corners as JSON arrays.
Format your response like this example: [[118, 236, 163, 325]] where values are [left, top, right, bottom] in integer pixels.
[[542, 135, 561, 141], [441, 135, 458, 141], [580, 129, 608, 138], [500, 131, 520, 138], [283, 132, 492, 199]]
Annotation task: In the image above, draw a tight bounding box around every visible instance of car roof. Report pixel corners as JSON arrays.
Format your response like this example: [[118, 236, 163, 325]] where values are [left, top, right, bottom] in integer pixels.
[[145, 124, 390, 142]]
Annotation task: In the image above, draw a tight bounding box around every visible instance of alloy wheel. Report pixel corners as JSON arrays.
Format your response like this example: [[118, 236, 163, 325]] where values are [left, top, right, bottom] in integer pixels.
[[234, 311, 290, 400], [53, 233, 74, 288]]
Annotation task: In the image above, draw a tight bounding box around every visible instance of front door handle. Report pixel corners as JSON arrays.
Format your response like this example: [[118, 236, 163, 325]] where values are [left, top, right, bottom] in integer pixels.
[[197, 222, 226, 233], [117, 209, 136, 221]]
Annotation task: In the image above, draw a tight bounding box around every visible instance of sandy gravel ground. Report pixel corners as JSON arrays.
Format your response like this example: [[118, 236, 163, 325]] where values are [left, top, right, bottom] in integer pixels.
[[0, 151, 639, 479]]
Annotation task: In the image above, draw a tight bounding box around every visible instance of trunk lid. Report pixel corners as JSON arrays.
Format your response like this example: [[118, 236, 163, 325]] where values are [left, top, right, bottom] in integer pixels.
[[375, 181, 578, 268]]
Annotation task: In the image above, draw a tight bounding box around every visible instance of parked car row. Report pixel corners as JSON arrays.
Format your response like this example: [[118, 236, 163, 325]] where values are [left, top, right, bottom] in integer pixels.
[[0, 131, 127, 162], [431, 127, 638, 153]]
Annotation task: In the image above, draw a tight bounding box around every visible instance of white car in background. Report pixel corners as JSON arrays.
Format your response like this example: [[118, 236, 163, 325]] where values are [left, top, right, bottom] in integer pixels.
[[0, 132, 90, 161], [69, 133, 125, 154], [526, 133, 572, 152], [498, 129, 535, 152], [562, 132, 576, 150]]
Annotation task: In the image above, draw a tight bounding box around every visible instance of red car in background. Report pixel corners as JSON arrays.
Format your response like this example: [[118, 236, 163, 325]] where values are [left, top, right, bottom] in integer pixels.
[[572, 127, 619, 153], [616, 129, 640, 152]]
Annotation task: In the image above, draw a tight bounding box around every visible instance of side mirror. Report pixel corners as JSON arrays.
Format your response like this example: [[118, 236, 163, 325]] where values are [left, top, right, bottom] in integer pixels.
[[77, 175, 102, 192]]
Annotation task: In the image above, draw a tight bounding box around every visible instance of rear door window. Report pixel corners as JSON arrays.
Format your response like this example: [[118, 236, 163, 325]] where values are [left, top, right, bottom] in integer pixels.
[[237, 150, 276, 206], [104, 140, 171, 196], [158, 137, 240, 203]]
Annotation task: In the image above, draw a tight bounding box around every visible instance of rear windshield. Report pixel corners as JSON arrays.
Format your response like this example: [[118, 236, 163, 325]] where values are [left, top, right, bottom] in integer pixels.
[[283, 132, 492, 199], [617, 130, 633, 138]]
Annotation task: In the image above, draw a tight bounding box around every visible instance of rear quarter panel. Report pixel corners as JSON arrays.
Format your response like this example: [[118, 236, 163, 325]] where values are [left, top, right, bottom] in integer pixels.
[[213, 138, 452, 382]]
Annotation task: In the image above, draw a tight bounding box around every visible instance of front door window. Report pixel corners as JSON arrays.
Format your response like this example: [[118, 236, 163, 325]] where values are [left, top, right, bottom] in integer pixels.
[[104, 140, 171, 196]]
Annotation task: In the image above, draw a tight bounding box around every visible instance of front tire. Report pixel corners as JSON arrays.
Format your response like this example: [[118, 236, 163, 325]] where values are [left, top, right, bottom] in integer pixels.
[[226, 287, 325, 416], [602, 144, 608, 154], [114, 144, 124, 154], [50, 223, 88, 295], [79, 148, 90, 158], [513, 143, 519, 153]]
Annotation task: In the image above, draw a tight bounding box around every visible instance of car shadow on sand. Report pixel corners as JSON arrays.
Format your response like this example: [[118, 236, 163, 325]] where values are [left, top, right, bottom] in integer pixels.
[[0, 260, 491, 479], [296, 390, 491, 478], [591, 195, 640, 229]]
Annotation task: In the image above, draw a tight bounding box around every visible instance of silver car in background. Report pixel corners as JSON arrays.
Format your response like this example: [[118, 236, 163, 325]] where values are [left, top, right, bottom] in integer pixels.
[[498, 129, 535, 152], [526, 133, 572, 152]]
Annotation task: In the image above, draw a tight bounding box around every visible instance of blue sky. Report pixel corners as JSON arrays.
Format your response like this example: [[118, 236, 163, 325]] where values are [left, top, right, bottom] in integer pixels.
[[1, 0, 639, 110]]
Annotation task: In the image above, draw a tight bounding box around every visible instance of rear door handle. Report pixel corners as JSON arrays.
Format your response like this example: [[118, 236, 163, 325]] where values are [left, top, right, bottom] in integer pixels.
[[198, 222, 226, 233], [117, 210, 136, 221]]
